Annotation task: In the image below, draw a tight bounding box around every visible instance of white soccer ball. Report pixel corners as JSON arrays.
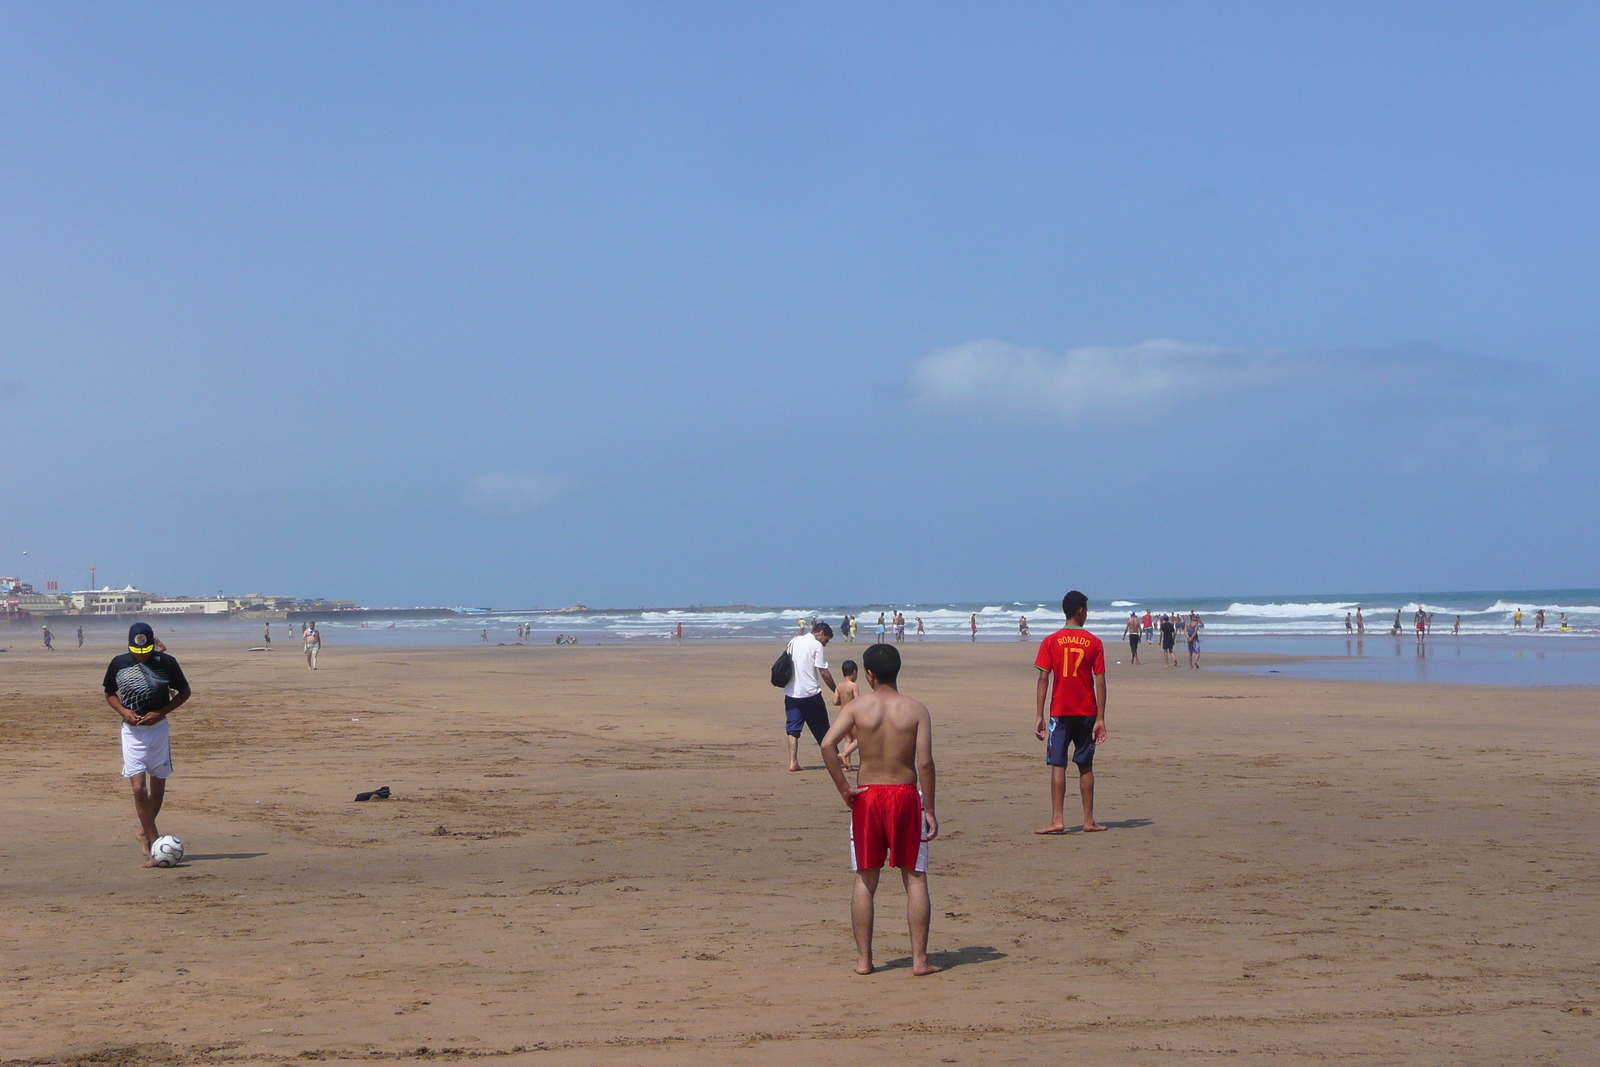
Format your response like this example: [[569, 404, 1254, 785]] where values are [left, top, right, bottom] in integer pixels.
[[150, 835, 185, 867]]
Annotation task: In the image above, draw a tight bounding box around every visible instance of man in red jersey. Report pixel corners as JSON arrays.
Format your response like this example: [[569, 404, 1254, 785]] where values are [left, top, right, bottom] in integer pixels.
[[1033, 590, 1108, 834]]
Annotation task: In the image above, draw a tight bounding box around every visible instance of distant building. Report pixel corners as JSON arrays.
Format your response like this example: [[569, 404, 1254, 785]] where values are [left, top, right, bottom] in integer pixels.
[[7, 593, 74, 616], [71, 587, 150, 615], [146, 598, 231, 615]]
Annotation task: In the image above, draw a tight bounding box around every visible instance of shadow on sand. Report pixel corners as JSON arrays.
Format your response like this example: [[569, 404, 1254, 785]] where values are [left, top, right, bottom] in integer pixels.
[[880, 945, 1007, 972], [1054, 817, 1154, 835], [182, 852, 268, 862]]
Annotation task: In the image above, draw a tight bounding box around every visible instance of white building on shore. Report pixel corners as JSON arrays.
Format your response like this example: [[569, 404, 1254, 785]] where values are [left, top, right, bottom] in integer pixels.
[[71, 587, 150, 614]]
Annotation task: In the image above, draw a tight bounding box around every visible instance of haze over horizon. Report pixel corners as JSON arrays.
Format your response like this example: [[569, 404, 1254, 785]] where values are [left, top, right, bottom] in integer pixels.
[[5, 4, 1599, 607]]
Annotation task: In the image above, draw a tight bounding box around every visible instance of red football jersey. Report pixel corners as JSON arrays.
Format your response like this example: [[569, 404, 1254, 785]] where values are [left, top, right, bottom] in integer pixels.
[[1035, 626, 1106, 717]]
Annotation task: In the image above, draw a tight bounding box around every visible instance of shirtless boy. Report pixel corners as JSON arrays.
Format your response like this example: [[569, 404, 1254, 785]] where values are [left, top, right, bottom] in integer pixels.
[[820, 643, 940, 977], [103, 622, 191, 866], [833, 659, 861, 770], [1034, 591, 1108, 834]]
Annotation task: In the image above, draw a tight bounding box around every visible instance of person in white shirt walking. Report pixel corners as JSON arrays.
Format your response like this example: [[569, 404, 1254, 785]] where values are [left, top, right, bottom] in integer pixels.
[[784, 621, 837, 771]]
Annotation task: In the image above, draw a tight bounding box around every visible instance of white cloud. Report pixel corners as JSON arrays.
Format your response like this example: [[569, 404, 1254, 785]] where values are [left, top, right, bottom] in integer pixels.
[[909, 338, 1533, 420], [467, 471, 559, 507], [911, 338, 1253, 418]]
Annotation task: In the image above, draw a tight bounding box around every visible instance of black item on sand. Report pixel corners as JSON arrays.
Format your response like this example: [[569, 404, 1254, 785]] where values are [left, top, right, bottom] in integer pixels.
[[354, 786, 392, 802]]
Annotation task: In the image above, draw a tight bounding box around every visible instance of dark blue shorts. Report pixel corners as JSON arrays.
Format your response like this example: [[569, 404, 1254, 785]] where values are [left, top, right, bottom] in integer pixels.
[[1046, 715, 1096, 770], [785, 693, 830, 743]]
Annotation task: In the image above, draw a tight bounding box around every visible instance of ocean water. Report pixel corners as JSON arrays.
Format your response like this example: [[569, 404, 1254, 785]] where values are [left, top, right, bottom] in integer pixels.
[[314, 589, 1600, 644], [23, 590, 1599, 685]]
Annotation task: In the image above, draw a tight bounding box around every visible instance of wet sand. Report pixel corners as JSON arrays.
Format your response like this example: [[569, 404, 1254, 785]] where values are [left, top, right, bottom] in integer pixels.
[[3, 638, 1599, 1065]]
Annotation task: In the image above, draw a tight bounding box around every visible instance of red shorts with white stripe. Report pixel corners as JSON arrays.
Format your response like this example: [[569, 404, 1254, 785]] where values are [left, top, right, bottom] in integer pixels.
[[850, 783, 928, 872]]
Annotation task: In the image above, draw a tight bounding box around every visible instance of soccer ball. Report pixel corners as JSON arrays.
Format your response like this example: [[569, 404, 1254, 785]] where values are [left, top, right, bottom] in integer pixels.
[[150, 835, 184, 867]]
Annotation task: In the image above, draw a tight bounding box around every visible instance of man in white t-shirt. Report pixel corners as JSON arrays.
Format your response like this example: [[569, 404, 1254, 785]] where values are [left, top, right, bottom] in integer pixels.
[[785, 621, 837, 771]]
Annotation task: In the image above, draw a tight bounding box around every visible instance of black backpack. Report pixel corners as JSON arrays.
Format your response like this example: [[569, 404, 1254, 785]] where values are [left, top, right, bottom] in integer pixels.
[[770, 647, 794, 688]]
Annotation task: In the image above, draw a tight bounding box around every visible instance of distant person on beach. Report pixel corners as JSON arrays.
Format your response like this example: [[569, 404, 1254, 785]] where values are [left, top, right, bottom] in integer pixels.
[[877, 614, 887, 642], [1186, 613, 1202, 668], [895, 611, 905, 643], [1536, 608, 1545, 630], [1514, 608, 1523, 629], [1018, 615, 1030, 640], [819, 642, 940, 976], [1454, 615, 1461, 634], [1427, 612, 1435, 634], [303, 623, 321, 669], [104, 622, 190, 866], [1160, 614, 1177, 667], [42, 625, 54, 650], [1034, 591, 1107, 834], [1356, 607, 1364, 634], [1561, 613, 1571, 631], [263, 622, 271, 646], [916, 616, 925, 638], [1345, 612, 1353, 633], [969, 614, 978, 642], [1141, 611, 1153, 643], [77, 625, 84, 648], [1391, 610, 1403, 635], [784, 621, 838, 772], [1123, 612, 1141, 664], [833, 659, 860, 771]]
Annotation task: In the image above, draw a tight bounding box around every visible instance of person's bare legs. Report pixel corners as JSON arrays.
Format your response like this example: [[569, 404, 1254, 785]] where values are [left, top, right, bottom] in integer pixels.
[[130, 773, 166, 864], [787, 734, 802, 772], [1035, 764, 1068, 834], [902, 869, 942, 975], [1079, 767, 1106, 832], [851, 869, 879, 974], [838, 736, 858, 770]]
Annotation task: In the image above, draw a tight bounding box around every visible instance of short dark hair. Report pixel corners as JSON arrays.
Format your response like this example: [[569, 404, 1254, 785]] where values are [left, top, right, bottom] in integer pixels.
[[862, 642, 900, 686], [812, 621, 833, 638], [1062, 590, 1088, 618], [840, 659, 858, 676]]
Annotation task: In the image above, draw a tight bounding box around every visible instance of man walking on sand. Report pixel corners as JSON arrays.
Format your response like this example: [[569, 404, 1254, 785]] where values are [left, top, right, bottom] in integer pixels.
[[784, 621, 837, 771], [303, 621, 321, 668], [104, 622, 191, 866], [820, 643, 940, 976], [1034, 591, 1108, 835]]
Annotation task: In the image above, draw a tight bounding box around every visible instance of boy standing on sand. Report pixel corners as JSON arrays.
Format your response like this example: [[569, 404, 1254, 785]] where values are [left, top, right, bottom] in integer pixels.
[[833, 659, 861, 771], [1034, 591, 1108, 834], [821, 643, 940, 976], [104, 622, 191, 866]]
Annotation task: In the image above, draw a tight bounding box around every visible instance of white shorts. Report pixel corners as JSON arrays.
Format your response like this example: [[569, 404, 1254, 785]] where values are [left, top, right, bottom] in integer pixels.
[[121, 720, 173, 778]]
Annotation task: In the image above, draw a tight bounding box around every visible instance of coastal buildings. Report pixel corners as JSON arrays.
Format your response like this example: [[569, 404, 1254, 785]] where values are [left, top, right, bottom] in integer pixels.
[[0, 576, 359, 619]]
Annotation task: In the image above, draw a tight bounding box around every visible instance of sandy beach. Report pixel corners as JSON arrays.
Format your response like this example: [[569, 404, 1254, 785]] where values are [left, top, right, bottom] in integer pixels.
[[3, 637, 1599, 1066]]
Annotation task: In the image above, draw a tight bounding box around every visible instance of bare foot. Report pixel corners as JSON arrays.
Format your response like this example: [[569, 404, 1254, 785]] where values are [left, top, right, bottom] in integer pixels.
[[142, 856, 162, 868], [912, 961, 944, 976], [1082, 821, 1108, 833], [1033, 824, 1068, 835], [854, 961, 874, 975], [788, 763, 802, 772], [134, 831, 152, 857]]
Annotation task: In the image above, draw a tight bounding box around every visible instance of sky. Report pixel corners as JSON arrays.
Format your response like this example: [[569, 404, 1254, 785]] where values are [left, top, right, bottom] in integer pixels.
[[3, 2, 1599, 608]]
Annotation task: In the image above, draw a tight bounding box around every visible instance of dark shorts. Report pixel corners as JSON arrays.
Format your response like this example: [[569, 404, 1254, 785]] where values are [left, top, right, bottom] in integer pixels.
[[1162, 636, 1175, 650], [1128, 634, 1140, 649], [1046, 715, 1096, 770], [785, 693, 830, 743]]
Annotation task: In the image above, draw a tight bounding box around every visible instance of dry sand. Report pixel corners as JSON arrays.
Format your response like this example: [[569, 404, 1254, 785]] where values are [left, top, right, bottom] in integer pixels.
[[2, 637, 1599, 1066]]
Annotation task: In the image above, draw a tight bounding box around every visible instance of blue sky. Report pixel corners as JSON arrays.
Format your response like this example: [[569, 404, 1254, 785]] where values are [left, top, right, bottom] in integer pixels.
[[3, 3, 1598, 607]]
